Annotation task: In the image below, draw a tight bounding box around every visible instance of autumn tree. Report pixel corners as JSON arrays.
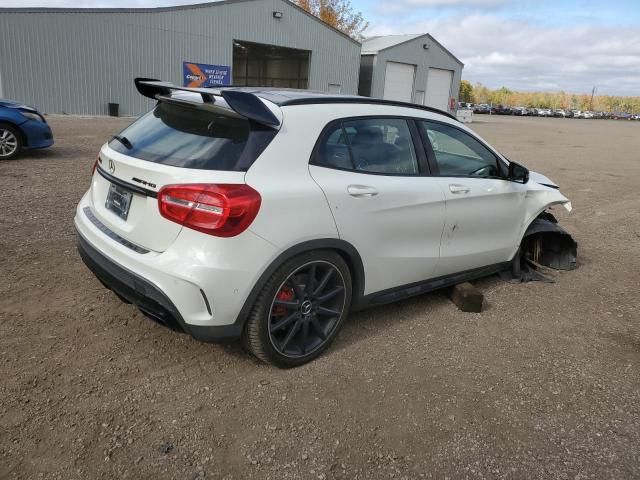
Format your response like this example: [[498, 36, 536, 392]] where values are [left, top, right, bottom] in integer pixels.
[[459, 82, 634, 112], [473, 82, 490, 103], [293, 0, 368, 39]]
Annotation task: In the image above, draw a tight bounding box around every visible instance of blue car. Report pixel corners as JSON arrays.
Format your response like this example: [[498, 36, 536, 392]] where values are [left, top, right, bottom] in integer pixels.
[[0, 99, 54, 159]]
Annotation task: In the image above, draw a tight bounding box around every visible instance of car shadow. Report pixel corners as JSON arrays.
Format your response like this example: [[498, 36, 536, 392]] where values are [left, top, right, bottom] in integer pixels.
[[27, 148, 58, 159], [3, 148, 58, 162], [332, 274, 505, 352], [332, 291, 448, 352]]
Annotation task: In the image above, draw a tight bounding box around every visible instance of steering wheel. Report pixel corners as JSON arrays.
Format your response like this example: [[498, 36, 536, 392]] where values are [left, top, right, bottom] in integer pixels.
[[384, 144, 409, 173], [353, 155, 370, 170]]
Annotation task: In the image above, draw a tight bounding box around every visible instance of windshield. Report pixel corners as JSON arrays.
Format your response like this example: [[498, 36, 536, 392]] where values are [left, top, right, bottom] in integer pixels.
[[108, 101, 276, 171]]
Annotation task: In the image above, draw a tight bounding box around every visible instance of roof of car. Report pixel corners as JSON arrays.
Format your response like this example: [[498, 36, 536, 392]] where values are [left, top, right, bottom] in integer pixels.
[[135, 80, 459, 124], [214, 87, 458, 120]]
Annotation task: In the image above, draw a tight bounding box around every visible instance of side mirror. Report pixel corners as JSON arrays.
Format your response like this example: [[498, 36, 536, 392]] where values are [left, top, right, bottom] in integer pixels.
[[508, 161, 529, 184]]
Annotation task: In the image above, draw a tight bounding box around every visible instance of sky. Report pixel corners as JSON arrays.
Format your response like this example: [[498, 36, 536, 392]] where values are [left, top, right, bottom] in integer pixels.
[[3, 0, 640, 96], [355, 0, 640, 96]]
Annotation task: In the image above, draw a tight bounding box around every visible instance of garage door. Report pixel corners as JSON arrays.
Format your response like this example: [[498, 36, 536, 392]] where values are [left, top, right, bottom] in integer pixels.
[[383, 62, 415, 103], [425, 68, 453, 111]]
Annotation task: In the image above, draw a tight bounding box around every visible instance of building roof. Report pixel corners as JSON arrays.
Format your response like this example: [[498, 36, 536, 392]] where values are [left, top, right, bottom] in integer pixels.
[[361, 33, 464, 66], [0, 0, 360, 46], [361, 34, 423, 54]]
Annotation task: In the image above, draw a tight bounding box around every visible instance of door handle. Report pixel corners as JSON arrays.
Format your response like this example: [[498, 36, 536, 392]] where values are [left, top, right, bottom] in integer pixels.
[[449, 184, 470, 194], [347, 185, 378, 197]]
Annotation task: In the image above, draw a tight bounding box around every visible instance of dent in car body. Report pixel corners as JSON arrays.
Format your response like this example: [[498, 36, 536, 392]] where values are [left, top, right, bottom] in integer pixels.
[[505, 172, 577, 280]]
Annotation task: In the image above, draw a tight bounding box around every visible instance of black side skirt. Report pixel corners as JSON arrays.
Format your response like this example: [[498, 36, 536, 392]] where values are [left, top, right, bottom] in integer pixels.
[[356, 262, 510, 309]]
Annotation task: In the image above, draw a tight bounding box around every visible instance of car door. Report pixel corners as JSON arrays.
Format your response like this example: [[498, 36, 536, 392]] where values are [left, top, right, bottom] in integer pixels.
[[417, 120, 528, 277], [309, 117, 446, 296]]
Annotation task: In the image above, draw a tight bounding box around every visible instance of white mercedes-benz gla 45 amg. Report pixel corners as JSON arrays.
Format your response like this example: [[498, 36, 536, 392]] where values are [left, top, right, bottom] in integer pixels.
[[75, 79, 572, 367]]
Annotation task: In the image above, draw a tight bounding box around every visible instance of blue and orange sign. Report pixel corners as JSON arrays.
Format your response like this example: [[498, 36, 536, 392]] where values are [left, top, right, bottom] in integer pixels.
[[182, 62, 231, 88]]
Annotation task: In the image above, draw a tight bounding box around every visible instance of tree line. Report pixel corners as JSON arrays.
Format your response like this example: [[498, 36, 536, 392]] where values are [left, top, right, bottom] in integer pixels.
[[459, 80, 640, 113]]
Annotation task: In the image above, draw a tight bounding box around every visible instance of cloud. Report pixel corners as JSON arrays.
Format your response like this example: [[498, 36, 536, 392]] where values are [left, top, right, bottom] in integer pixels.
[[400, 0, 508, 5], [0, 0, 208, 6], [371, 0, 509, 18], [366, 14, 640, 96]]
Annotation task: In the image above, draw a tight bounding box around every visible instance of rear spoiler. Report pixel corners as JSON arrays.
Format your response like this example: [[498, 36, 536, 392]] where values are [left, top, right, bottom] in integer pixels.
[[134, 78, 280, 128]]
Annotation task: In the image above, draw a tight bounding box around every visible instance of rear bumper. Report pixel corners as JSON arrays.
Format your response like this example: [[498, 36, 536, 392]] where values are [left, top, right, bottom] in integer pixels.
[[76, 230, 243, 343]]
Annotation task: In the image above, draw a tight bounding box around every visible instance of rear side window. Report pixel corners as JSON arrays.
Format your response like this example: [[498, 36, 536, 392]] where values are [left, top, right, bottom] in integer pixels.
[[109, 102, 276, 171], [313, 118, 419, 175]]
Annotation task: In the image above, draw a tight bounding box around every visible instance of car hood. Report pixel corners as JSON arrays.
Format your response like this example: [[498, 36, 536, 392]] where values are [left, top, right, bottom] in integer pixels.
[[0, 99, 36, 111], [529, 170, 558, 189]]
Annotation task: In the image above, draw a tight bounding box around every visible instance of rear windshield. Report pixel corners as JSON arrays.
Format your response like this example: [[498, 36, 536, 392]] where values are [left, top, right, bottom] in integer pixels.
[[108, 101, 276, 171]]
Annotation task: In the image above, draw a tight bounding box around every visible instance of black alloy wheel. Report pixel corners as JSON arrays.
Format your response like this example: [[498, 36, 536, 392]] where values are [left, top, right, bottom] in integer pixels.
[[0, 124, 22, 160], [268, 260, 346, 358], [244, 250, 352, 367]]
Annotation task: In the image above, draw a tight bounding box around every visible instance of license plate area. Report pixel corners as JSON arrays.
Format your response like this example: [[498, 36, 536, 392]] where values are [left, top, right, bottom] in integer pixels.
[[105, 183, 133, 220]]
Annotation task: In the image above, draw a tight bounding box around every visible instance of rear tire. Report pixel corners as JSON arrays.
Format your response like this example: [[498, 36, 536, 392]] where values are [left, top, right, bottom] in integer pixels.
[[243, 250, 352, 368], [0, 124, 22, 160]]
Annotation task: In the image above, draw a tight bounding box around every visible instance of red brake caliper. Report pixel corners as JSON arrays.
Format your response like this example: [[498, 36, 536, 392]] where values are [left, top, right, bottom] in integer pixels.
[[273, 286, 295, 316]]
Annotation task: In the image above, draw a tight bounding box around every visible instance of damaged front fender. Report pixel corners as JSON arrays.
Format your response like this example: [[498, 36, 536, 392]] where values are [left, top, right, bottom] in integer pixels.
[[516, 172, 573, 250], [505, 173, 577, 281], [522, 213, 577, 270], [502, 211, 577, 283]]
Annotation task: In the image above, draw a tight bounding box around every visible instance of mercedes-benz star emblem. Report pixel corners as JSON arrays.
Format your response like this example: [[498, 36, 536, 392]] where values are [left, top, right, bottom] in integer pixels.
[[108, 159, 116, 174]]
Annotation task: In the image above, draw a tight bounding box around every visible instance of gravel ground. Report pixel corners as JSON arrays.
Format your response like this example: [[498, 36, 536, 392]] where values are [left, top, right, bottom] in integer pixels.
[[1, 114, 639, 479]]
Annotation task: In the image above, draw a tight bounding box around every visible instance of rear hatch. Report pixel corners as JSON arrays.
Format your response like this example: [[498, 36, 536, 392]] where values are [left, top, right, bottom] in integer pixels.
[[89, 97, 277, 252]]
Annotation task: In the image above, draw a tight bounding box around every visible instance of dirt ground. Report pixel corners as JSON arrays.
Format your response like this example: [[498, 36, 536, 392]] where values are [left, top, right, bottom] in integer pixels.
[[1, 114, 639, 479]]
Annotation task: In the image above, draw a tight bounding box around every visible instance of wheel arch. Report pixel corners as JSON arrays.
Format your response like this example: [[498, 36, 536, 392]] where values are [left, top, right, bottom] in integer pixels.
[[510, 185, 571, 252], [0, 120, 27, 147], [519, 200, 569, 243], [235, 238, 366, 331]]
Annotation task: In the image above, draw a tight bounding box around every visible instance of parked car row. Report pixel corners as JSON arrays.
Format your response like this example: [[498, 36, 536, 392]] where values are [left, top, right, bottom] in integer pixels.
[[468, 103, 640, 120]]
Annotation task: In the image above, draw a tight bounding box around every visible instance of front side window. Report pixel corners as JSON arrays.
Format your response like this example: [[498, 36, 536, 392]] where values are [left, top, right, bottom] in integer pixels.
[[419, 121, 500, 177], [315, 118, 419, 175]]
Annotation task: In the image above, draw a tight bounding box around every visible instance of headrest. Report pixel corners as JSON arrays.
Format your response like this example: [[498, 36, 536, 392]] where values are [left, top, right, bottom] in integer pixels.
[[352, 126, 383, 146]]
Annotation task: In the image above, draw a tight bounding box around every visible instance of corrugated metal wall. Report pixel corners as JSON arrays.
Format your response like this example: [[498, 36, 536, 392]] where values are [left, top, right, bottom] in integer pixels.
[[369, 35, 463, 109], [0, 0, 361, 116]]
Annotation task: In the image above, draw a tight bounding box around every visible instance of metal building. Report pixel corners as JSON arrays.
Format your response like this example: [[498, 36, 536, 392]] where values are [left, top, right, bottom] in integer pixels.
[[358, 34, 463, 113], [0, 0, 361, 116]]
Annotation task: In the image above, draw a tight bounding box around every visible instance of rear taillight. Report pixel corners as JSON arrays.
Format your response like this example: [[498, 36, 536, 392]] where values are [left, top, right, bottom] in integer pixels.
[[158, 184, 261, 237]]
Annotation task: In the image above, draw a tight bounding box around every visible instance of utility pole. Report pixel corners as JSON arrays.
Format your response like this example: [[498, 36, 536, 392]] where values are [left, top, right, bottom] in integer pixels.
[[590, 86, 597, 111]]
